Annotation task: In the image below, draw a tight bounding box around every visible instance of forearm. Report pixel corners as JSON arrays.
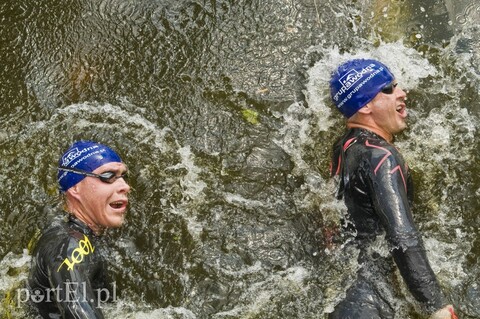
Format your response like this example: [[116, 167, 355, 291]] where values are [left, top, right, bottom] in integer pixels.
[[390, 240, 445, 312]]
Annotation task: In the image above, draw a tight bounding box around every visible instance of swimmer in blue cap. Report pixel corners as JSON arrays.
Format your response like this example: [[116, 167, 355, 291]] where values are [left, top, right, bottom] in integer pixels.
[[28, 141, 130, 318], [328, 59, 458, 319]]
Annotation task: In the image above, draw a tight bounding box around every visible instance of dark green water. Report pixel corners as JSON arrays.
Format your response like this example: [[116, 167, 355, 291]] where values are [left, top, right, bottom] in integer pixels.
[[1, 0, 479, 318]]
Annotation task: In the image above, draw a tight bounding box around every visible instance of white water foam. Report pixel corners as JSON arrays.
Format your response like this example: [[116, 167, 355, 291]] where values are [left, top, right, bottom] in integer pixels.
[[0, 250, 31, 291]]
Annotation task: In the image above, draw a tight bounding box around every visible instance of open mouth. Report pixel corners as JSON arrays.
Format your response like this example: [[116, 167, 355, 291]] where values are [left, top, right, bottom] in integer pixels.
[[396, 104, 407, 117], [109, 200, 128, 209]]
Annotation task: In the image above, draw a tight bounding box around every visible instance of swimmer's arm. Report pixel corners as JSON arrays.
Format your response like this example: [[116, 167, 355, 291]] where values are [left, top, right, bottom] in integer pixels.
[[368, 150, 446, 312], [47, 254, 105, 318]]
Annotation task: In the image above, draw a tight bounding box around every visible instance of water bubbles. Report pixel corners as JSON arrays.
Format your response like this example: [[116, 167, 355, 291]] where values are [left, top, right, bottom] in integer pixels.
[[167, 146, 207, 202], [0, 250, 31, 318], [454, 2, 480, 26]]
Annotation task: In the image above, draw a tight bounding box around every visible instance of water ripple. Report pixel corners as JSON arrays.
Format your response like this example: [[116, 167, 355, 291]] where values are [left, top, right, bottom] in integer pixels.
[[455, 2, 480, 25]]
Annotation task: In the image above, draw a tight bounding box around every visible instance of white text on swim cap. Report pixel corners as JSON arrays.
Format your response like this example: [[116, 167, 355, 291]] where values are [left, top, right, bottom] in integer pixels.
[[333, 64, 376, 102], [61, 145, 99, 167], [336, 67, 383, 110]]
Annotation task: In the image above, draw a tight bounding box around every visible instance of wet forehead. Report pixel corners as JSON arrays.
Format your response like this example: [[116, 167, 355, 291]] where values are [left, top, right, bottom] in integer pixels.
[[93, 162, 128, 174]]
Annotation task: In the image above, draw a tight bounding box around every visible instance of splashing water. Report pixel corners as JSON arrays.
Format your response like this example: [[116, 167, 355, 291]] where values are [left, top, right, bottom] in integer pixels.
[[1, 0, 480, 318]]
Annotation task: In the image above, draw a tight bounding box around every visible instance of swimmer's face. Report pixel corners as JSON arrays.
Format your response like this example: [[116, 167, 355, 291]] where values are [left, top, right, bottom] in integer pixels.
[[69, 162, 130, 233], [367, 81, 408, 135]]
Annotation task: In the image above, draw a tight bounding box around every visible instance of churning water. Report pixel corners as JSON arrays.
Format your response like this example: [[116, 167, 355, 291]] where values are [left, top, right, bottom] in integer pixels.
[[0, 0, 479, 318]]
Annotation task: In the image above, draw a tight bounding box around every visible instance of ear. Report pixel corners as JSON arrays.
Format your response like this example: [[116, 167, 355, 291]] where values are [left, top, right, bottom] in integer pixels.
[[66, 184, 82, 201], [356, 104, 372, 115]]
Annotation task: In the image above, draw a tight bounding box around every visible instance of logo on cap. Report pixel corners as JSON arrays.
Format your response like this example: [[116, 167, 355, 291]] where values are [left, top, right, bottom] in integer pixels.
[[61, 145, 99, 167], [339, 69, 364, 89], [332, 64, 377, 102]]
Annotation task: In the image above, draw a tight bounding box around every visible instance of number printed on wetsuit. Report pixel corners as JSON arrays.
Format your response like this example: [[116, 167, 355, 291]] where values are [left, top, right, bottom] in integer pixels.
[[57, 234, 95, 272]]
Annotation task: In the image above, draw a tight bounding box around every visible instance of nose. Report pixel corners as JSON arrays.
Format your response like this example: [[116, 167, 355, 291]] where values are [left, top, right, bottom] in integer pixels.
[[117, 177, 131, 194], [396, 86, 407, 99]]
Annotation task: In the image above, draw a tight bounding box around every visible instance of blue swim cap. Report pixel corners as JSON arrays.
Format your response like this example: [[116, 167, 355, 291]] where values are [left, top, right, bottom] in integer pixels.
[[57, 140, 122, 192], [330, 59, 395, 118]]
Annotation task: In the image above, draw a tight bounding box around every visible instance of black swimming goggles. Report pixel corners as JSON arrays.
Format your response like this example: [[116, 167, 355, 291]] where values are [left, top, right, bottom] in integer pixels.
[[381, 82, 398, 94], [58, 167, 128, 184]]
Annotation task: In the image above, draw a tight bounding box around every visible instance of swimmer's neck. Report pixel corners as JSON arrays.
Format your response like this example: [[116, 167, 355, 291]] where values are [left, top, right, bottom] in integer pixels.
[[346, 122, 393, 143]]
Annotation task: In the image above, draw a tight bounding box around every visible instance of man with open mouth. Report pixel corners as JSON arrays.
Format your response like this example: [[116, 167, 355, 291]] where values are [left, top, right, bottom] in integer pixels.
[[28, 140, 130, 318], [328, 59, 457, 319]]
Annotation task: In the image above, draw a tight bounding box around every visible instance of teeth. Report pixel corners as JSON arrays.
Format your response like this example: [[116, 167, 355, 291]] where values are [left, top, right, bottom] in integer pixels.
[[110, 201, 124, 208]]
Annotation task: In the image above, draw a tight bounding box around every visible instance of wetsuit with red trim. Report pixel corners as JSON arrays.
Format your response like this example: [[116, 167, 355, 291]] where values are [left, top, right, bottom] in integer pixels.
[[28, 215, 110, 318], [329, 128, 446, 318]]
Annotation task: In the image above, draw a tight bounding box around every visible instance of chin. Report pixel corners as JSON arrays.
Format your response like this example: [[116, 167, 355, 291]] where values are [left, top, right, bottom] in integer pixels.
[[105, 216, 125, 229], [394, 122, 407, 134], [112, 219, 125, 228]]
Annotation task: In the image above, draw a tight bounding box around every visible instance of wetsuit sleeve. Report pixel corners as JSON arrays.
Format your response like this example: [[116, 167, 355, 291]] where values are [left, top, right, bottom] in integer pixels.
[[47, 239, 105, 319], [366, 144, 446, 312]]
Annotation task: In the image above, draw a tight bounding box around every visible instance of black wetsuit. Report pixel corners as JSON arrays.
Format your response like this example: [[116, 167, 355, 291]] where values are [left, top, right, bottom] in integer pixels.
[[329, 128, 446, 318], [28, 215, 111, 318]]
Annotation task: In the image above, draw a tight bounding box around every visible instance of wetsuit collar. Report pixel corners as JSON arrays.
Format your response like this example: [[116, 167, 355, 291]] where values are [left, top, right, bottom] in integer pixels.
[[67, 214, 100, 237], [346, 122, 394, 143]]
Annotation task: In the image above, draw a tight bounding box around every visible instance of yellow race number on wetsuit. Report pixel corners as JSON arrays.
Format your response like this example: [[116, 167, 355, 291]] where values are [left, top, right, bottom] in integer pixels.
[[57, 234, 95, 272]]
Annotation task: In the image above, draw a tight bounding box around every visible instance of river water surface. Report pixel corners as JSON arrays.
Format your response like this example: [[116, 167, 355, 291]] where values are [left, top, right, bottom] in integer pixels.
[[1, 0, 479, 318]]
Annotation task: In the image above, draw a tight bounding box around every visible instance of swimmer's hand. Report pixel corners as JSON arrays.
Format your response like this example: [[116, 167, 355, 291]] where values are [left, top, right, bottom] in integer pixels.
[[430, 305, 458, 319]]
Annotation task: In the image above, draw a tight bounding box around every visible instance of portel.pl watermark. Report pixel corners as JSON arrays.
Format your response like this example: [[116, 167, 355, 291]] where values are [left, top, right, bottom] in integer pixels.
[[16, 281, 117, 308]]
